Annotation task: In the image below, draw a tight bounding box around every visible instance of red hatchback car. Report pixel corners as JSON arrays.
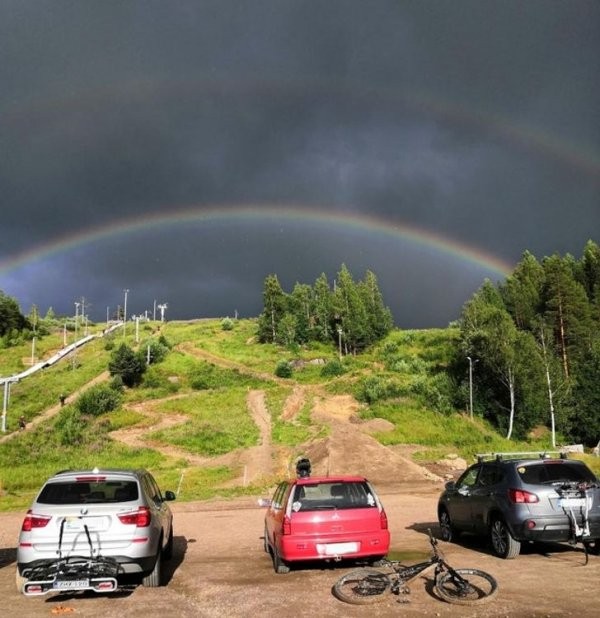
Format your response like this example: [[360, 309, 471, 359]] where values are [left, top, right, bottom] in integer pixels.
[[263, 474, 390, 573]]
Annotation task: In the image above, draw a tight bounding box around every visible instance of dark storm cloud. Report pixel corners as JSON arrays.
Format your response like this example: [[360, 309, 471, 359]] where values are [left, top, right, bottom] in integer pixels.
[[1, 1, 598, 327]]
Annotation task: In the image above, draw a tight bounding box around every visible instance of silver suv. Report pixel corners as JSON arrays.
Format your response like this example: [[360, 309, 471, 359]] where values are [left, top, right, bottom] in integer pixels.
[[16, 468, 175, 595], [437, 452, 600, 559]]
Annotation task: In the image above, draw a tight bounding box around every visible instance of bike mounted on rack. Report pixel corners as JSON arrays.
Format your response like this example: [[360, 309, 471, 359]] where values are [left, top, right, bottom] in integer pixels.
[[555, 480, 598, 565], [20, 516, 121, 596]]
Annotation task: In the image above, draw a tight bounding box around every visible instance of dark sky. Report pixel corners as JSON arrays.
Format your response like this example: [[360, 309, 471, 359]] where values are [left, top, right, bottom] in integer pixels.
[[1, 1, 598, 328]]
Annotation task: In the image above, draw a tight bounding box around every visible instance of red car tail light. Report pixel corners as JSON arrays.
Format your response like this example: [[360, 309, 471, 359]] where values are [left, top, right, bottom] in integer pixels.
[[21, 510, 51, 531], [118, 506, 151, 527], [508, 488, 539, 504], [380, 509, 389, 530], [282, 515, 291, 535]]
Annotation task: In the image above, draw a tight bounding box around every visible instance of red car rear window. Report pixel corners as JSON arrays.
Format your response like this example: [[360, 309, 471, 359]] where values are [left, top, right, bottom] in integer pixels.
[[291, 481, 377, 511]]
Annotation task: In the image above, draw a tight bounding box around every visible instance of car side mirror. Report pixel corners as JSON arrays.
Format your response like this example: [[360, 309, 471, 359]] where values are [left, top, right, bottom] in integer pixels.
[[445, 481, 456, 491], [258, 498, 272, 508], [164, 490, 176, 501]]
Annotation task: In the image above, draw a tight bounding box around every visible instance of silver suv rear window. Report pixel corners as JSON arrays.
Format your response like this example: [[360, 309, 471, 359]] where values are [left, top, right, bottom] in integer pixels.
[[518, 461, 595, 485], [292, 481, 376, 511], [37, 481, 139, 504]]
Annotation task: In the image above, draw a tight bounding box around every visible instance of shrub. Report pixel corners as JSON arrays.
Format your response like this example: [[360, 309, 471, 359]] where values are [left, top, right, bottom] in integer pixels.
[[109, 343, 145, 387], [76, 384, 122, 416], [275, 360, 293, 378], [55, 407, 86, 446], [355, 375, 405, 404], [221, 317, 234, 331], [320, 359, 346, 377]]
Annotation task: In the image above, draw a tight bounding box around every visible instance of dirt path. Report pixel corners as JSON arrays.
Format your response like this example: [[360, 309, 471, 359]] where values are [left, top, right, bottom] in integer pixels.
[[0, 371, 111, 445]]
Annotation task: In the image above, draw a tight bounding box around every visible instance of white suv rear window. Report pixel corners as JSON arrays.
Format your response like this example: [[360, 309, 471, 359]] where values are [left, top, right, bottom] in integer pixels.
[[37, 481, 139, 504]]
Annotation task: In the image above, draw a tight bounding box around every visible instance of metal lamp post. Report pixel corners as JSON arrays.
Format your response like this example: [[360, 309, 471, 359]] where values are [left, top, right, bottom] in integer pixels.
[[123, 289, 129, 336]]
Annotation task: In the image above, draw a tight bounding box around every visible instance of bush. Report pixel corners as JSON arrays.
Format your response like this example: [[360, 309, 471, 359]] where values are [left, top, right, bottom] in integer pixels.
[[275, 360, 293, 378], [146, 339, 169, 364], [355, 375, 405, 404], [221, 317, 234, 331], [55, 407, 86, 446], [320, 359, 346, 377], [76, 384, 122, 416], [109, 343, 145, 387]]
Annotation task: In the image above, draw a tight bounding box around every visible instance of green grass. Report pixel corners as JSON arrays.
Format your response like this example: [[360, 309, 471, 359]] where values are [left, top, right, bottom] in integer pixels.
[[2, 319, 598, 512], [147, 390, 260, 455]]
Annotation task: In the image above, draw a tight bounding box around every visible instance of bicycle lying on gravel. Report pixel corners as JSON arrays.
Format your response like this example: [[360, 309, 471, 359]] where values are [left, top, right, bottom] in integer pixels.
[[333, 529, 498, 606]]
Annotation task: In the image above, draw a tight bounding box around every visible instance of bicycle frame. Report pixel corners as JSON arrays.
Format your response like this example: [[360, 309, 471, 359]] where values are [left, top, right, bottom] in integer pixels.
[[557, 481, 598, 563], [383, 533, 468, 596]]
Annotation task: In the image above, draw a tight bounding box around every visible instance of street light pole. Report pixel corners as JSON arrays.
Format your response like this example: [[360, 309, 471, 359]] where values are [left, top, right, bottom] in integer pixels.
[[74, 301, 80, 338], [123, 289, 129, 337]]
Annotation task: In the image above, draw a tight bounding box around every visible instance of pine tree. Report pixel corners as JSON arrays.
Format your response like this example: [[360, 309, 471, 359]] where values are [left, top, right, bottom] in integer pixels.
[[257, 274, 288, 343]]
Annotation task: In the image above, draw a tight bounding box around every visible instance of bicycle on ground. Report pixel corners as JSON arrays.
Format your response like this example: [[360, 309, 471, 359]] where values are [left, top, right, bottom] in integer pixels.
[[333, 529, 498, 606]]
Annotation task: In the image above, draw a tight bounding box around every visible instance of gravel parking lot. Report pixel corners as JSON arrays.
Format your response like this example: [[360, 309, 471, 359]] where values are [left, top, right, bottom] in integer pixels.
[[2, 487, 599, 618]]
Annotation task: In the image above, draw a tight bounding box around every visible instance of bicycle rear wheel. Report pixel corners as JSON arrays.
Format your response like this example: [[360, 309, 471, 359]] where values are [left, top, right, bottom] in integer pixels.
[[333, 568, 391, 605], [435, 568, 498, 605]]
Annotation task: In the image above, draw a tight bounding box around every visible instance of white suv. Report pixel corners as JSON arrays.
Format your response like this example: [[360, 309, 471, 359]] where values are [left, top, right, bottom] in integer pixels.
[[16, 468, 175, 595]]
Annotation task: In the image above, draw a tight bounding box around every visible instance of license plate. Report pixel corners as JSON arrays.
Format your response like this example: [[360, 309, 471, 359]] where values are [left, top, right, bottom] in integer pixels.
[[559, 497, 586, 508], [64, 516, 103, 531], [53, 579, 89, 590], [317, 542, 359, 556]]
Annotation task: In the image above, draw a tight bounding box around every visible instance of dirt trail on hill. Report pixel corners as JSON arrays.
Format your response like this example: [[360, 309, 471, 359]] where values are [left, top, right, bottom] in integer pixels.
[[105, 341, 443, 491], [0, 371, 110, 445]]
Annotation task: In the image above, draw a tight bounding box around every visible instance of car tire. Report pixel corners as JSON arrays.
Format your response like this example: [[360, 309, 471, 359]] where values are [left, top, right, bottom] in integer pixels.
[[143, 544, 163, 587], [163, 526, 174, 561], [272, 545, 290, 574], [584, 539, 600, 556], [490, 517, 521, 559], [15, 567, 27, 594], [438, 508, 459, 543]]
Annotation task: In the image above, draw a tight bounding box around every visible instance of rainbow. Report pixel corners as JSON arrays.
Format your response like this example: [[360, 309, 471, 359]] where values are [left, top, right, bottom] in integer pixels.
[[0, 205, 514, 278], [3, 76, 599, 183]]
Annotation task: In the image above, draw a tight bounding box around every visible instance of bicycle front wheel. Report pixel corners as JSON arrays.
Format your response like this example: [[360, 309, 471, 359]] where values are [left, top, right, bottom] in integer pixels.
[[435, 568, 498, 605], [333, 568, 391, 605]]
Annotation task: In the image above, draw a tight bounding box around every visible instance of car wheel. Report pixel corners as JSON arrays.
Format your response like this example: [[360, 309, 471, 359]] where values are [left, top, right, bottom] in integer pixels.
[[15, 568, 27, 594], [438, 508, 459, 543], [272, 545, 290, 574], [143, 545, 163, 587], [490, 517, 521, 559], [584, 539, 600, 556], [163, 526, 174, 561]]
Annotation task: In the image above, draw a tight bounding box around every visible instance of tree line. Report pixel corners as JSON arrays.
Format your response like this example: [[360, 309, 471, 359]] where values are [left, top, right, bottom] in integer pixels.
[[456, 240, 600, 446], [257, 264, 393, 353]]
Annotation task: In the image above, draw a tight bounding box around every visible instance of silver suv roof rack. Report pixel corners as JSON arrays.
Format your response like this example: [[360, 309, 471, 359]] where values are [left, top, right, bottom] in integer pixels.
[[476, 451, 568, 463]]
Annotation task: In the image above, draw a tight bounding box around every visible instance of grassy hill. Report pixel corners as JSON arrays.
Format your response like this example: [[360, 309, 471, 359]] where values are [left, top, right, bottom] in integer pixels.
[[1, 318, 597, 512]]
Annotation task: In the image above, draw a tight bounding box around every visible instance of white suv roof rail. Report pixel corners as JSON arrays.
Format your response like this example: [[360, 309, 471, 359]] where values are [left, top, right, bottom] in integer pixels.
[[476, 451, 568, 462]]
